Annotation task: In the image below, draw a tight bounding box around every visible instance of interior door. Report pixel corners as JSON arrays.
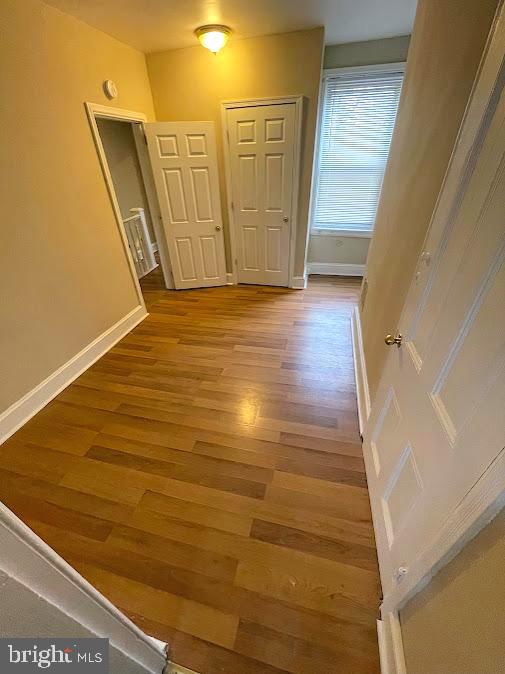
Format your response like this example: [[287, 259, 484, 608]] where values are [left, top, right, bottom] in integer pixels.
[[226, 103, 297, 286], [363, 67, 505, 598], [144, 122, 227, 289]]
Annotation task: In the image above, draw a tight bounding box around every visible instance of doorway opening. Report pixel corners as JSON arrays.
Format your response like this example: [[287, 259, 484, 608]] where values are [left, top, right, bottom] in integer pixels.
[[87, 104, 229, 294], [97, 118, 158, 280], [86, 103, 173, 307]]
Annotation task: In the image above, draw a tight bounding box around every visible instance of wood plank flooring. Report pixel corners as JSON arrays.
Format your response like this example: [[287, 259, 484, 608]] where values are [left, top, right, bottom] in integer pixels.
[[0, 269, 381, 673]]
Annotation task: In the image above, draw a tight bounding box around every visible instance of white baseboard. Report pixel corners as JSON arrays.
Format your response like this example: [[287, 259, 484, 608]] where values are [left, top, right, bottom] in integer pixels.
[[226, 272, 307, 288], [351, 306, 371, 437], [308, 262, 365, 276], [0, 305, 147, 444], [377, 613, 407, 674], [0, 502, 166, 673], [290, 274, 307, 289]]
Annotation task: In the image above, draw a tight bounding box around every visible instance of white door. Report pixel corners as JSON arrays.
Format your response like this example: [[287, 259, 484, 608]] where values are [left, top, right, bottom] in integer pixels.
[[363, 55, 505, 598], [226, 103, 297, 286], [144, 122, 227, 289]]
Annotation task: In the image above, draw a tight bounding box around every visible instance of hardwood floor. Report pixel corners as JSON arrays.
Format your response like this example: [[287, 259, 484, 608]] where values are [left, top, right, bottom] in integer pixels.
[[0, 269, 381, 673]]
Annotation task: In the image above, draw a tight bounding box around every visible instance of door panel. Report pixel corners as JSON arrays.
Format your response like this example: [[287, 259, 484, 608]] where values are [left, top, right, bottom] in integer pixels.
[[265, 154, 284, 211], [164, 169, 187, 222], [175, 238, 196, 281], [382, 444, 422, 547], [239, 156, 258, 210], [145, 122, 227, 289], [266, 227, 282, 272], [199, 236, 219, 279], [363, 69, 505, 597], [226, 103, 296, 286], [243, 227, 259, 270]]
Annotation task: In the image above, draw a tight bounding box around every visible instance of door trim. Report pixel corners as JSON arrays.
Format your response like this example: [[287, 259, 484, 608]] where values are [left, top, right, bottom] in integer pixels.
[[221, 95, 304, 288], [85, 103, 147, 308], [85, 103, 173, 301], [351, 306, 371, 437], [362, 0, 505, 622]]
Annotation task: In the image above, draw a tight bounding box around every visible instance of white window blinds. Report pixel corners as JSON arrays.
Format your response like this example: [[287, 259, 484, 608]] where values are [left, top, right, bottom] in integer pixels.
[[312, 70, 403, 234]]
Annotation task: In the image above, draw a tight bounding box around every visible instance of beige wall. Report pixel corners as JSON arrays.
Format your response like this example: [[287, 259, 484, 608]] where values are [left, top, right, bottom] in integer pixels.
[[324, 35, 411, 70], [96, 118, 155, 240], [361, 0, 499, 400], [309, 35, 410, 271], [146, 28, 325, 276], [0, 0, 155, 412], [401, 509, 505, 674], [308, 236, 369, 266]]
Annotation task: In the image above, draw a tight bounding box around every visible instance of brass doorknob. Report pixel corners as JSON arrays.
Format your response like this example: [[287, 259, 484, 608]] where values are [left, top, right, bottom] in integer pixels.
[[215, 225, 221, 231], [385, 333, 402, 346]]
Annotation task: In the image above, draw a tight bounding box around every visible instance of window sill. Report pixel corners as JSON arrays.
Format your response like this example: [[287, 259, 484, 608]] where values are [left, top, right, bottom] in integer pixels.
[[311, 229, 373, 239]]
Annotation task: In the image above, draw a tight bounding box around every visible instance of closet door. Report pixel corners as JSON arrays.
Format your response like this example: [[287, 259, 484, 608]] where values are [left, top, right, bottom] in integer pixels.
[[226, 103, 297, 286]]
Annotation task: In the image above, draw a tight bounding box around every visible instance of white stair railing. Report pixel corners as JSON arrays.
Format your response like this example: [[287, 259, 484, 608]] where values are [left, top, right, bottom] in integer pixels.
[[123, 208, 157, 279]]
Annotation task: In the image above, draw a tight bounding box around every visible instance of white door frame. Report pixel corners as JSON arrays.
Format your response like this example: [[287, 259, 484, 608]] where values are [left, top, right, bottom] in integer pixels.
[[355, 6, 505, 670], [85, 103, 173, 306], [221, 96, 304, 288]]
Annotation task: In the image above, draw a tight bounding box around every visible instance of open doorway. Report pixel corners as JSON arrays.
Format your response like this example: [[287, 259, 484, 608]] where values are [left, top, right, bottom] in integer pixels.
[[86, 103, 173, 305], [96, 118, 159, 280], [87, 104, 228, 293]]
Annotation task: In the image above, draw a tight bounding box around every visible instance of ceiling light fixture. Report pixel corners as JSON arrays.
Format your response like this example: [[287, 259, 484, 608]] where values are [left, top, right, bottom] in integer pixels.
[[195, 24, 231, 54]]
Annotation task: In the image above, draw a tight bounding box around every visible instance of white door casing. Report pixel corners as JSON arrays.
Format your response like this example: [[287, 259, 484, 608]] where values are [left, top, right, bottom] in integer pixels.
[[363, 43, 505, 600], [225, 102, 298, 286], [145, 122, 227, 289]]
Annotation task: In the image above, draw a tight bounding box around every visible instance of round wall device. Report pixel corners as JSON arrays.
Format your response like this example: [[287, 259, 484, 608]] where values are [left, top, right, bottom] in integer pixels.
[[103, 80, 118, 100]]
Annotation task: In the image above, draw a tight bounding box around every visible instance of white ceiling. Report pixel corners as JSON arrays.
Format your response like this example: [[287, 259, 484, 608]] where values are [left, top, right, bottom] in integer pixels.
[[44, 0, 416, 53]]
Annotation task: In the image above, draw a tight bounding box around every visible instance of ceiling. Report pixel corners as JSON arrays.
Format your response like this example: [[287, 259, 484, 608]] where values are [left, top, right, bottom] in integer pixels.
[[44, 0, 417, 53]]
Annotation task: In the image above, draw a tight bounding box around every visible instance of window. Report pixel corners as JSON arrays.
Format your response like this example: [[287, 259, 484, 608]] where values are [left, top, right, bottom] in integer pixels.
[[312, 67, 404, 236]]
